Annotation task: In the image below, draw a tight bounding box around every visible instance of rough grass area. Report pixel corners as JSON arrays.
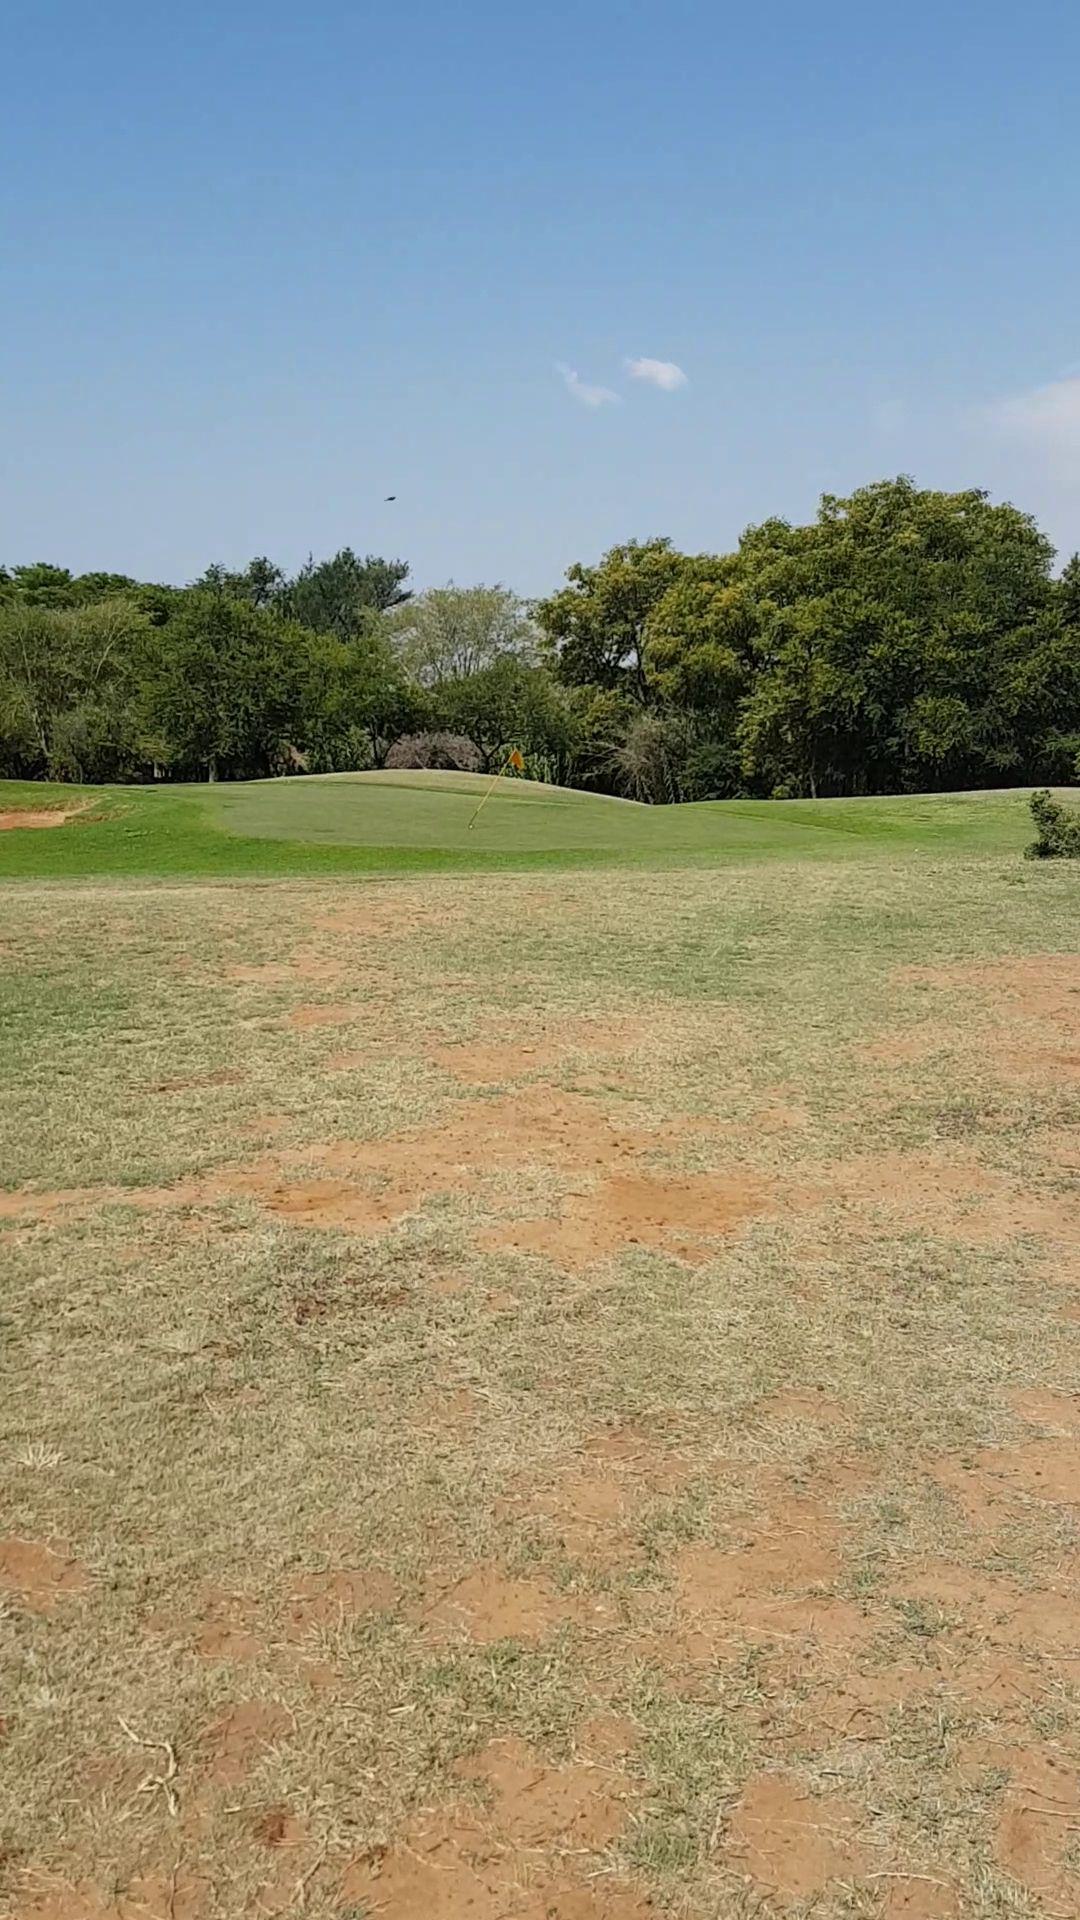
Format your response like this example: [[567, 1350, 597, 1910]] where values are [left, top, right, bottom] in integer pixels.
[[1, 852, 1079, 1919], [0, 772, 1068, 880]]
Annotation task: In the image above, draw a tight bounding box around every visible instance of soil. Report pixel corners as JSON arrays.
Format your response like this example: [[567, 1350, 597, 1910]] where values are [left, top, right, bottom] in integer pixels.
[[420, 1566, 575, 1644], [426, 1016, 650, 1085], [890, 1561, 1080, 1687], [0, 809, 84, 830], [201, 1701, 290, 1785], [285, 1002, 363, 1029], [0, 1538, 88, 1610], [9, 1877, 207, 1920], [191, 1586, 263, 1662], [674, 1501, 841, 1609], [484, 1169, 780, 1268], [453, 1734, 629, 1849], [963, 1739, 1080, 1907], [723, 1773, 869, 1901], [284, 1567, 399, 1635], [341, 1730, 644, 1920], [931, 1437, 1080, 1526]]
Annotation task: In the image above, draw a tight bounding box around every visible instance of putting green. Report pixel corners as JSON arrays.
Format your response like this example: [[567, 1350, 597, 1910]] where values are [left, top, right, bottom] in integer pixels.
[[0, 770, 1061, 879]]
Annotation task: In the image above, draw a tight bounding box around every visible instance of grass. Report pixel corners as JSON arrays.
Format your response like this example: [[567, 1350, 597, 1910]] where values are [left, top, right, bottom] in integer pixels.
[[1, 797, 1079, 1917], [0, 769, 1064, 879]]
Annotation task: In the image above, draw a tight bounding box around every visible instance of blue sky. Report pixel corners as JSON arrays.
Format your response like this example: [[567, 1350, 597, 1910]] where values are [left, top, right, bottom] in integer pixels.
[[4, 0, 1079, 593]]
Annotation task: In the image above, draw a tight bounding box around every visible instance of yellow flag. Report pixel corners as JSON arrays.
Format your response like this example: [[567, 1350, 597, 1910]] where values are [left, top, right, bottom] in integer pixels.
[[507, 748, 525, 772]]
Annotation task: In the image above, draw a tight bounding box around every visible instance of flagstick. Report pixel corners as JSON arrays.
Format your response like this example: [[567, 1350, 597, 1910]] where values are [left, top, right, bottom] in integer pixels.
[[467, 754, 517, 831]]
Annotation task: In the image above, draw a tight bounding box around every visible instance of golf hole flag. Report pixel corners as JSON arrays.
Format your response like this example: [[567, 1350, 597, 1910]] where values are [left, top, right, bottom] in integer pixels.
[[468, 748, 526, 828]]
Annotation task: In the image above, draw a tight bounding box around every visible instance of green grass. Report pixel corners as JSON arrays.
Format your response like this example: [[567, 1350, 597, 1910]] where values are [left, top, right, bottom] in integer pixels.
[[0, 770, 1064, 879]]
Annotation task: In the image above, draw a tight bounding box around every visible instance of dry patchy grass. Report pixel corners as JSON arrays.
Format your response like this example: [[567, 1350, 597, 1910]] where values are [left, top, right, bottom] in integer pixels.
[[1, 857, 1078, 1919]]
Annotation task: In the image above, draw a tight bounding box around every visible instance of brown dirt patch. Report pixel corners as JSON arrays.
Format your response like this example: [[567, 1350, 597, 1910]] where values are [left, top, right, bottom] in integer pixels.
[[931, 1437, 1080, 1524], [963, 1740, 1080, 1908], [228, 952, 345, 986], [191, 1587, 263, 1662], [421, 1567, 574, 1644], [785, 1663, 938, 1747], [902, 953, 1080, 1086], [879, 1879, 958, 1918], [892, 1563, 1080, 1689], [429, 1040, 567, 1082], [220, 1169, 394, 1232], [216, 1090, 722, 1243], [420, 1565, 618, 1644], [909, 951, 1080, 1019], [1008, 1386, 1080, 1431], [311, 898, 457, 937], [518, 1471, 639, 1560], [284, 1567, 398, 1636], [721, 1594, 876, 1652], [9, 1874, 207, 1920], [633, 1491, 868, 1667], [574, 1713, 639, 1762], [723, 1773, 868, 1901], [485, 1169, 779, 1269], [858, 1027, 953, 1066], [252, 1803, 306, 1849], [201, 1701, 290, 1785], [285, 1002, 362, 1029], [675, 1503, 841, 1610], [0, 1186, 101, 1221], [753, 1102, 809, 1132], [426, 1016, 650, 1085], [824, 1149, 1080, 1246], [453, 1734, 630, 1850], [504, 1432, 691, 1561], [0, 808, 85, 830], [344, 1826, 650, 1920], [341, 1729, 643, 1920], [0, 1538, 88, 1610]]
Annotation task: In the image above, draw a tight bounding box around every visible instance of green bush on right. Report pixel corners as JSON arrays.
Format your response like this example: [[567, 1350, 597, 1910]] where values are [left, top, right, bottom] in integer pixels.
[[1027, 789, 1080, 859]]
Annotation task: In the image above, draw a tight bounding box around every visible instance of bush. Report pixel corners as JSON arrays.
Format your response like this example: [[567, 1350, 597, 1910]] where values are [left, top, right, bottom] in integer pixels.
[[1026, 789, 1080, 859], [384, 731, 481, 772]]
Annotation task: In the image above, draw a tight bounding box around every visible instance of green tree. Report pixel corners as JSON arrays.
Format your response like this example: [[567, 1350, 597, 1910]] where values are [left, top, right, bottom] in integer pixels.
[[1059, 554, 1080, 627], [733, 479, 1060, 794], [0, 563, 80, 608], [0, 596, 152, 779], [535, 539, 687, 701], [390, 584, 536, 687], [435, 656, 572, 771], [285, 549, 410, 636], [139, 594, 313, 780], [193, 557, 286, 608], [298, 624, 419, 771]]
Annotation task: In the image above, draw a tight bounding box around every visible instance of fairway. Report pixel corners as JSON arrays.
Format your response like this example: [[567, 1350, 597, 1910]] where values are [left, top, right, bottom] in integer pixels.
[[2, 788, 1080, 1919]]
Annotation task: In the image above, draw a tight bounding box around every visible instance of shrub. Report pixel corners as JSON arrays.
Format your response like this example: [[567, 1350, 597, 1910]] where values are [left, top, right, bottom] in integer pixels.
[[384, 731, 481, 772], [1026, 789, 1080, 859]]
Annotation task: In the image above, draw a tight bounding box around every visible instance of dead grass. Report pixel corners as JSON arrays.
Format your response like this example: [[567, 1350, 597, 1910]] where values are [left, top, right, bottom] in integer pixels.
[[1, 858, 1079, 1918]]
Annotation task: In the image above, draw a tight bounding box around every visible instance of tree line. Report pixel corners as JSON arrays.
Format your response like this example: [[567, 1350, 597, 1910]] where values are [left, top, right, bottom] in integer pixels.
[[3, 477, 1078, 798]]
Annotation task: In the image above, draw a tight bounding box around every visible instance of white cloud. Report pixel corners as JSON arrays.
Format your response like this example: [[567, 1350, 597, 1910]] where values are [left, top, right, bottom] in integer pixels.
[[556, 362, 620, 409], [625, 356, 688, 391], [982, 374, 1080, 457]]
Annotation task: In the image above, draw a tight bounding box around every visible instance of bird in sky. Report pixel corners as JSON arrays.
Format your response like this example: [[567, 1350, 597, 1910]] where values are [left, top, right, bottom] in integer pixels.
[[384, 494, 396, 501]]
